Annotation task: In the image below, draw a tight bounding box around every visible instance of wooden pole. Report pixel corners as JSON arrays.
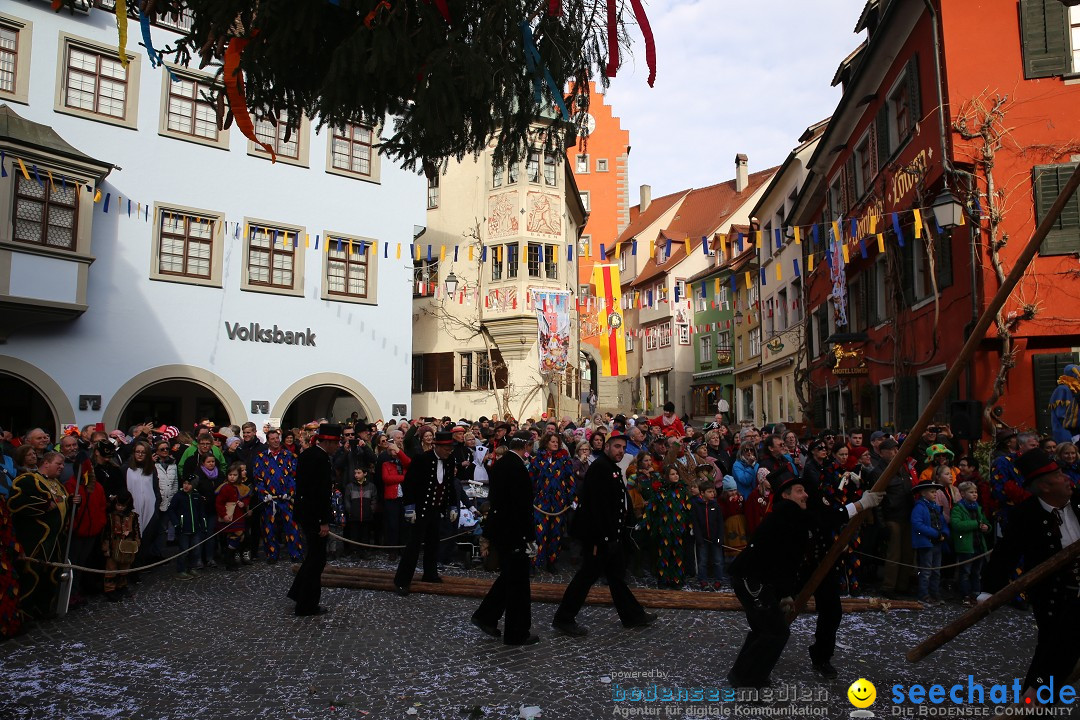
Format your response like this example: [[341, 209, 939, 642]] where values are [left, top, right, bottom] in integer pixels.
[[788, 163, 1080, 622], [906, 540, 1080, 662], [315, 565, 923, 612]]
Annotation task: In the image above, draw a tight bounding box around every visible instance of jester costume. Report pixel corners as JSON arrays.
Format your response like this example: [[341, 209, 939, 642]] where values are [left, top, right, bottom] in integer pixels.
[[0, 496, 22, 639], [641, 475, 690, 587], [1049, 364, 1080, 443], [530, 449, 574, 570], [989, 452, 1029, 528], [820, 459, 863, 595], [8, 471, 69, 621], [252, 448, 303, 561]]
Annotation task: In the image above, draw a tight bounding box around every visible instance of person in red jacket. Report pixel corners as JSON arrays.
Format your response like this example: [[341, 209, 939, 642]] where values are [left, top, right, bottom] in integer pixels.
[[648, 402, 686, 439], [65, 451, 106, 605], [380, 436, 411, 557]]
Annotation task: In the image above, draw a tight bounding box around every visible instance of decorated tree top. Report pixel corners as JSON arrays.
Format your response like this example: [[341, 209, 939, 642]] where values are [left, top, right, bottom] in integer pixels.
[[65, 0, 655, 174]]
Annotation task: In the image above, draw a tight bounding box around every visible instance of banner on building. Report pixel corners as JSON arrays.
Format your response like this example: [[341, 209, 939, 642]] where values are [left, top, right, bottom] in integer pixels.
[[828, 232, 848, 328], [591, 264, 628, 377], [532, 290, 571, 374]]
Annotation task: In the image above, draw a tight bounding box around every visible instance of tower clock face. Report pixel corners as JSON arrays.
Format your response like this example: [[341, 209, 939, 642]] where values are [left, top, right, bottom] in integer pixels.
[[576, 112, 596, 137]]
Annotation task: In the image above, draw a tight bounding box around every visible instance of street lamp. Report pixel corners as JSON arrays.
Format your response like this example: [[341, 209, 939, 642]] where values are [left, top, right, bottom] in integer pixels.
[[735, 309, 743, 323], [444, 270, 459, 296], [931, 188, 964, 230]]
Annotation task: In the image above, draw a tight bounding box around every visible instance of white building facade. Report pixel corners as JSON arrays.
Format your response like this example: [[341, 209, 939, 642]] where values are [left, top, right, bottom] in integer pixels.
[[0, 3, 424, 436]]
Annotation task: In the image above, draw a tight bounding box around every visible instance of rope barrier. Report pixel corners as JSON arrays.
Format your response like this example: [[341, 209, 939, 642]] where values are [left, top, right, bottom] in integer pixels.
[[852, 547, 994, 572], [532, 504, 573, 517], [25, 498, 271, 575], [327, 528, 476, 550]]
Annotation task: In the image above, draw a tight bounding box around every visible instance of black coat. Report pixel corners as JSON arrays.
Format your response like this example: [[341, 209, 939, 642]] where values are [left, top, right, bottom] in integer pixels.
[[800, 456, 851, 562], [982, 493, 1080, 619], [402, 450, 461, 522], [485, 451, 533, 551], [295, 445, 334, 527], [571, 452, 633, 546], [730, 497, 813, 597]]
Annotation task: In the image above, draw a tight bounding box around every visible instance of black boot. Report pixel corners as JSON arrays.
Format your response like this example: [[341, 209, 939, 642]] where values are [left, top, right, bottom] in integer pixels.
[[225, 551, 239, 571]]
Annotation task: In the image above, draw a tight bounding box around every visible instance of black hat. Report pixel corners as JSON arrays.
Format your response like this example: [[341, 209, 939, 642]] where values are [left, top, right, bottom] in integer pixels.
[[663, 401, 676, 413], [95, 440, 117, 458], [1017, 448, 1061, 486], [316, 424, 344, 441], [357, 423, 376, 434], [995, 427, 1019, 445], [911, 479, 945, 495], [433, 431, 456, 445], [768, 468, 801, 495]]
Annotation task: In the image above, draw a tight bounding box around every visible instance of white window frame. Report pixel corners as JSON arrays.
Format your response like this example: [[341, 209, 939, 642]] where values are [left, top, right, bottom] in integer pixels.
[[55, 32, 141, 129], [575, 154, 589, 174], [675, 279, 687, 302], [427, 174, 440, 210], [150, 202, 224, 288], [699, 334, 712, 363], [596, 158, 609, 172], [625, 332, 635, 352], [249, 111, 311, 168], [879, 378, 895, 429], [159, 66, 228, 150], [241, 217, 307, 297], [618, 252, 627, 272], [580, 190, 590, 212], [0, 13, 32, 105], [659, 320, 672, 348], [322, 230, 378, 305], [578, 235, 591, 257], [327, 121, 382, 183], [677, 324, 690, 346], [854, 131, 872, 198], [917, 364, 948, 419]]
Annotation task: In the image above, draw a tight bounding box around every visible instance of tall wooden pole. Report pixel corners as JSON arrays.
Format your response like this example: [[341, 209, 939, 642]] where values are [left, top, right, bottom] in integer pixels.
[[788, 162, 1080, 622]]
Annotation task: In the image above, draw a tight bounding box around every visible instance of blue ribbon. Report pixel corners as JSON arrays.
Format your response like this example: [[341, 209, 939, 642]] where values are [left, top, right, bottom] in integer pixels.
[[891, 212, 905, 247], [520, 22, 570, 121]]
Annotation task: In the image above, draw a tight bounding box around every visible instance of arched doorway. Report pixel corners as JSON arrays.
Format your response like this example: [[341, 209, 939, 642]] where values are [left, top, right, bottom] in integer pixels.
[[0, 372, 58, 440], [280, 387, 367, 429], [119, 379, 229, 433], [271, 373, 380, 430]]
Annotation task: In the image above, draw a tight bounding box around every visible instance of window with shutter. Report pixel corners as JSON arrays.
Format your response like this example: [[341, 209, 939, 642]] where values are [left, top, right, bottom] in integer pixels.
[[1033, 163, 1080, 255], [812, 392, 826, 430], [876, 104, 891, 167], [936, 232, 953, 289], [1020, 0, 1068, 79], [844, 157, 857, 214], [896, 376, 919, 430], [492, 349, 509, 389], [906, 55, 921, 129], [1033, 352, 1079, 434], [437, 351, 455, 390]]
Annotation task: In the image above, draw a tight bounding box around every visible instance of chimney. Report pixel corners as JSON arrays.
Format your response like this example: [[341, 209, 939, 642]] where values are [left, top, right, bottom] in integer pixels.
[[735, 154, 748, 192], [640, 184, 652, 213]]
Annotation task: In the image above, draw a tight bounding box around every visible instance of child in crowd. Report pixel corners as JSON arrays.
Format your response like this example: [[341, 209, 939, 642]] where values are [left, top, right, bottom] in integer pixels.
[[719, 476, 747, 562], [215, 462, 250, 571], [328, 481, 346, 560], [101, 490, 141, 602], [168, 476, 208, 579], [911, 479, 950, 605], [744, 467, 771, 536], [950, 481, 990, 606], [692, 480, 724, 590], [344, 466, 375, 558]]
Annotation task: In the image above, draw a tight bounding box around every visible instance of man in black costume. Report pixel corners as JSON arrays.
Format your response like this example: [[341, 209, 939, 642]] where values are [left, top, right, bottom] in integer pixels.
[[287, 423, 340, 616]]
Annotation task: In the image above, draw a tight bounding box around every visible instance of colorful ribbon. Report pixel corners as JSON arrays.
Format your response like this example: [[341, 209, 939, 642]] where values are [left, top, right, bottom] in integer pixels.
[[115, 0, 130, 68], [224, 35, 276, 162]]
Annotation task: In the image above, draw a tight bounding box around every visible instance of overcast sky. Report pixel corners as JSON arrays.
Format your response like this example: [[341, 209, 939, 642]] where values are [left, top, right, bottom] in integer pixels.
[[600, 0, 866, 198]]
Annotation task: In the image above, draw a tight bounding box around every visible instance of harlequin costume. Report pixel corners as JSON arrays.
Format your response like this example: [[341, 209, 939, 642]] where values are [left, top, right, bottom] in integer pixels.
[[8, 471, 69, 621], [641, 473, 689, 587], [252, 446, 302, 561], [820, 458, 863, 595], [1048, 364, 1080, 443], [989, 451, 1030, 529], [529, 448, 574, 570]]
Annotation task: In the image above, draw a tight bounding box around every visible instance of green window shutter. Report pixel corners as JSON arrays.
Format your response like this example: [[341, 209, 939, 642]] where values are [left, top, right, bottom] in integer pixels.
[[1020, 0, 1068, 79], [936, 232, 953, 289], [906, 55, 921, 131], [865, 262, 880, 326], [897, 376, 919, 430], [1033, 352, 1079, 434], [812, 391, 827, 430], [876, 104, 891, 167], [1034, 163, 1080, 255]]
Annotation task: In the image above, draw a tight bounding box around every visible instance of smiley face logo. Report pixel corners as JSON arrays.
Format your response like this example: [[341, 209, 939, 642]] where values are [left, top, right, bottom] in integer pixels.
[[848, 678, 876, 709]]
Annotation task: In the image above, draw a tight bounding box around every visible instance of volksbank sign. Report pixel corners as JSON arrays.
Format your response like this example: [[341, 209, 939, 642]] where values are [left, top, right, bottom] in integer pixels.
[[224, 322, 317, 347]]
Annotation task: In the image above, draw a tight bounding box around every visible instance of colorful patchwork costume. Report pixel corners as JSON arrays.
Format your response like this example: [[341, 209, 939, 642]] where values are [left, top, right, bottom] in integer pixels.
[[8, 471, 69, 621], [530, 449, 574, 569], [252, 448, 303, 561]]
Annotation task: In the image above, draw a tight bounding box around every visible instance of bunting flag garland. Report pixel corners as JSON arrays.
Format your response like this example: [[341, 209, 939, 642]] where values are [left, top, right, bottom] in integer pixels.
[[912, 208, 924, 238], [224, 35, 276, 162]]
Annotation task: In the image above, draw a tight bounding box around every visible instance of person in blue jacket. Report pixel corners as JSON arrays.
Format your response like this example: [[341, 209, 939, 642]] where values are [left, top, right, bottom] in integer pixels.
[[731, 443, 759, 500], [910, 478, 950, 605]]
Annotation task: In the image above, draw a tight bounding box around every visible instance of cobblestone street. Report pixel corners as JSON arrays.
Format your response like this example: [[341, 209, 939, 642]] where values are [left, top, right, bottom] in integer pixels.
[[0, 556, 1052, 720]]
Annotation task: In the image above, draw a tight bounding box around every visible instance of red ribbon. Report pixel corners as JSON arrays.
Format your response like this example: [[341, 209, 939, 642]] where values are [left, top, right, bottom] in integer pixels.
[[629, 0, 656, 87], [605, 0, 619, 78], [548, 0, 561, 16], [224, 35, 276, 162], [426, 0, 452, 25]]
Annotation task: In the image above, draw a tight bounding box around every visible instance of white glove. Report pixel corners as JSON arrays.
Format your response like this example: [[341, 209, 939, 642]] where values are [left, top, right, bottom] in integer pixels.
[[404, 505, 417, 523], [779, 596, 794, 615], [449, 507, 459, 524], [525, 542, 538, 558], [976, 592, 992, 604], [859, 491, 884, 510]]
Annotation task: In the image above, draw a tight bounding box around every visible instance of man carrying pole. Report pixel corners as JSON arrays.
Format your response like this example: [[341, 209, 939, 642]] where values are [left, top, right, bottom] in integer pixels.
[[978, 448, 1080, 693]]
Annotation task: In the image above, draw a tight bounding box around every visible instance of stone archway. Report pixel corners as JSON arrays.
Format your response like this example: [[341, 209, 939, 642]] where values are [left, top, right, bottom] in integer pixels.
[[0, 355, 75, 437], [103, 365, 247, 431], [271, 373, 381, 427]]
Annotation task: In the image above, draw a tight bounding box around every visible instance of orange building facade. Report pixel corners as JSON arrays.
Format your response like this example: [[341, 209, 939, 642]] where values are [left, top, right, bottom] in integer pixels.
[[566, 82, 630, 400]]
